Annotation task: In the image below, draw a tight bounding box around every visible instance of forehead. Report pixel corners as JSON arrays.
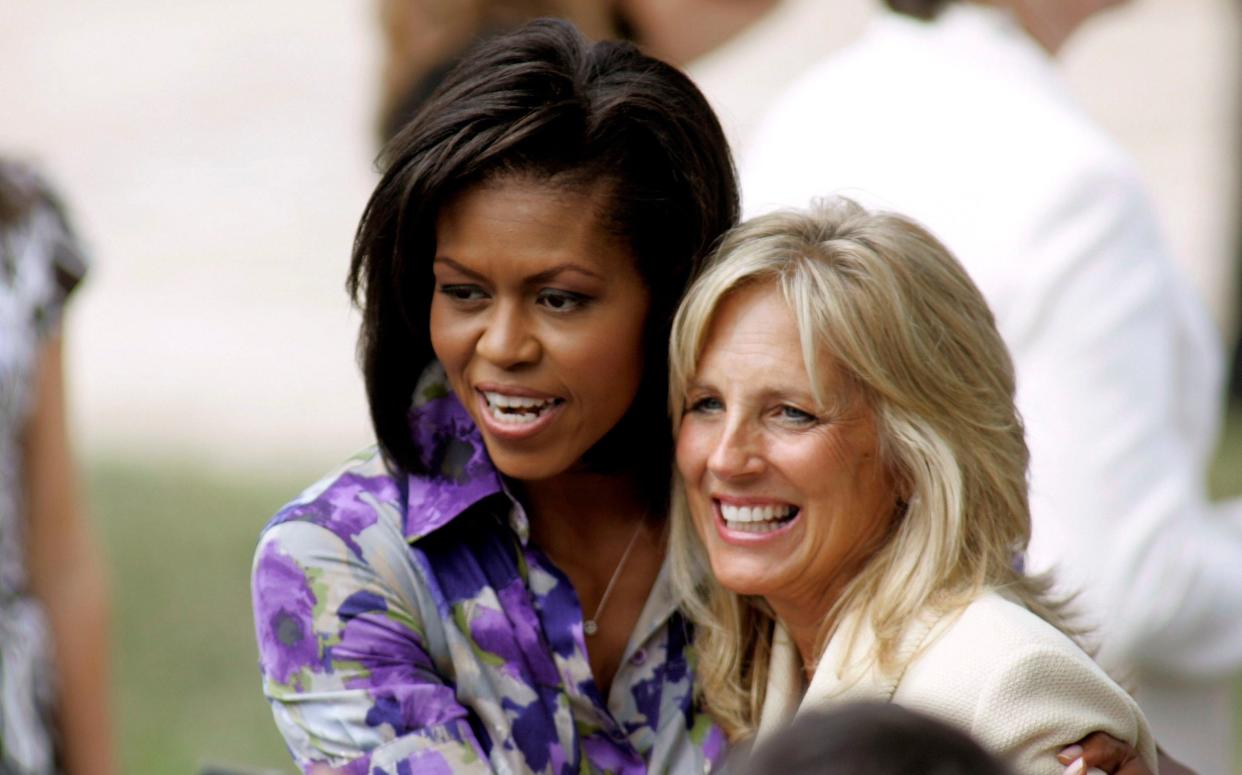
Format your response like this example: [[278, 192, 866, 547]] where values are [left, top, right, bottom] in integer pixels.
[[698, 283, 807, 383], [696, 281, 853, 399], [434, 177, 632, 273], [702, 283, 797, 357]]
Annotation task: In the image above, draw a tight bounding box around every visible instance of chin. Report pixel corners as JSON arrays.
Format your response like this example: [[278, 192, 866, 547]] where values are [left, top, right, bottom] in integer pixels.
[[708, 556, 777, 599], [486, 450, 573, 482]]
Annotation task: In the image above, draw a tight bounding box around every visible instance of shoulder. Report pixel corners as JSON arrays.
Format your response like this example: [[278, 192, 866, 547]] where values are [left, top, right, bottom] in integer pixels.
[[897, 593, 1156, 773], [0, 161, 89, 328], [904, 594, 1123, 698], [1, 161, 87, 263], [903, 594, 1102, 687], [259, 447, 406, 560], [251, 449, 440, 690], [252, 450, 417, 644]]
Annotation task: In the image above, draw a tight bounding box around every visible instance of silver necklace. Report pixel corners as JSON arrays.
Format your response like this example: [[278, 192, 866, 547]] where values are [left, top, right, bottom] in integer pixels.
[[583, 521, 645, 637]]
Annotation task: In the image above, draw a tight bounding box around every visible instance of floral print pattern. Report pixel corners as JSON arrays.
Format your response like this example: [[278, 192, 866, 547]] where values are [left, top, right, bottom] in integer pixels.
[[251, 391, 726, 774]]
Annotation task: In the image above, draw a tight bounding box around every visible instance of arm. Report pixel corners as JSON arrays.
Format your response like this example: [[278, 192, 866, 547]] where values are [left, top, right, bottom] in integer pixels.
[[23, 335, 117, 775], [972, 642, 1158, 775], [252, 519, 495, 774], [1015, 166, 1242, 679]]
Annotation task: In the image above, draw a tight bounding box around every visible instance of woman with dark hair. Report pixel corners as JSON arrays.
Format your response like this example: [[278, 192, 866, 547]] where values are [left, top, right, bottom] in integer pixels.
[[251, 18, 1150, 775], [251, 19, 737, 774]]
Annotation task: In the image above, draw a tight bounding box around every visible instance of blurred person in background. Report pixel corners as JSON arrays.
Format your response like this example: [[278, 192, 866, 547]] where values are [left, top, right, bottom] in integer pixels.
[[734, 702, 1014, 775], [376, 0, 618, 140], [615, 0, 871, 157], [740, 1, 1242, 772], [374, 0, 806, 149], [0, 160, 114, 774]]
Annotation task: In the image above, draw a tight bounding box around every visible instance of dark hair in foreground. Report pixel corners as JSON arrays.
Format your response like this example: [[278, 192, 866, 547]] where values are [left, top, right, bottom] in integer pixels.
[[738, 703, 1012, 775], [349, 19, 739, 493], [884, 0, 953, 20]]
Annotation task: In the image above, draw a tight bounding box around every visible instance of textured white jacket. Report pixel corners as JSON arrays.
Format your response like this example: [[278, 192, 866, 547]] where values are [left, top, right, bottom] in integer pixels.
[[741, 6, 1240, 771], [758, 593, 1157, 775]]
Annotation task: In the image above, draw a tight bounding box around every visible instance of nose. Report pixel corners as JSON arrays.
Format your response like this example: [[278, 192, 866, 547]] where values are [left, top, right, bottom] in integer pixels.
[[706, 416, 765, 481], [476, 300, 540, 368]]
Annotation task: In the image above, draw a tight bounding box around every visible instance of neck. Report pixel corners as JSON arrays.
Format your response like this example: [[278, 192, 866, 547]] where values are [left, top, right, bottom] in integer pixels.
[[522, 469, 657, 560], [768, 587, 843, 677]]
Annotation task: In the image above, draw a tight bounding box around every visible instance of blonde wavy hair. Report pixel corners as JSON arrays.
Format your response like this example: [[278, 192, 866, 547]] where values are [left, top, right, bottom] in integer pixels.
[[668, 199, 1069, 741]]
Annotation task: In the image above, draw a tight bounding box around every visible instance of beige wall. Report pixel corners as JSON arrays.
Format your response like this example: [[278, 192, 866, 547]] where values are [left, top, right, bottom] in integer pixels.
[[1, 3, 378, 475]]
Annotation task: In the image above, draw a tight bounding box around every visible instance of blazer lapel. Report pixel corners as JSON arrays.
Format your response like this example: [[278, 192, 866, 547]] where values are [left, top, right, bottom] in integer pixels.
[[756, 607, 950, 741], [800, 608, 946, 712]]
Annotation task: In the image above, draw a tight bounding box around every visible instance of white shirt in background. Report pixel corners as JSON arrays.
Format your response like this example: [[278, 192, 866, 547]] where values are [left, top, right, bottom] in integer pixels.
[[742, 6, 1242, 772]]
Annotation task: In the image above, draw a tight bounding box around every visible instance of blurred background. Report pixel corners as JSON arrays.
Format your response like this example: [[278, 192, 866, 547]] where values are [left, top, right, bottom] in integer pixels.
[[2, 1, 1239, 772]]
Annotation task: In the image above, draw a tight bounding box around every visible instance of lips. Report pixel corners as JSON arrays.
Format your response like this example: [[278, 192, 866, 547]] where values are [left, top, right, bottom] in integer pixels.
[[472, 386, 566, 439]]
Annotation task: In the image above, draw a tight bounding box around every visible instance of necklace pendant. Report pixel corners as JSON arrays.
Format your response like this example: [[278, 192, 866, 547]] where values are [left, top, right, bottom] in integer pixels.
[[583, 619, 599, 636]]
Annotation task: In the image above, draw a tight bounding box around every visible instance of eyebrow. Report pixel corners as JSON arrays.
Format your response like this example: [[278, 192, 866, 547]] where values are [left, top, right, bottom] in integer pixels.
[[685, 377, 823, 407], [432, 256, 604, 283]]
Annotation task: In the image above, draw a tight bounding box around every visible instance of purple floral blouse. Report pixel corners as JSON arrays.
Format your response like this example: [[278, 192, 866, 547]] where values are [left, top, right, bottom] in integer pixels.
[[251, 389, 726, 774]]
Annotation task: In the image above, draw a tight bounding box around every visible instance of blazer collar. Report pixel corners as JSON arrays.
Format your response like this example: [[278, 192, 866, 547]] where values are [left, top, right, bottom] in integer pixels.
[[757, 606, 948, 740]]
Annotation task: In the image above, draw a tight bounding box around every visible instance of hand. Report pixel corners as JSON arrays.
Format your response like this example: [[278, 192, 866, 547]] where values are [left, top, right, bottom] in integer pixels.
[[1057, 732, 1145, 774]]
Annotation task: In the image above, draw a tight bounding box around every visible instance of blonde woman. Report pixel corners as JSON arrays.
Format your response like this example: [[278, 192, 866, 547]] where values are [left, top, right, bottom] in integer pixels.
[[668, 199, 1157, 774]]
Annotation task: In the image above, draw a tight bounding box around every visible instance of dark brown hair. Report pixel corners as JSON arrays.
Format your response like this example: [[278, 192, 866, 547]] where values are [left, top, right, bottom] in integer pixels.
[[348, 18, 739, 493], [884, 0, 954, 20], [739, 703, 1012, 775]]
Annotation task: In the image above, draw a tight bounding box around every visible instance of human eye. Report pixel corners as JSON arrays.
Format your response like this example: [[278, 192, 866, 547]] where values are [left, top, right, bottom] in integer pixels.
[[685, 395, 724, 415], [438, 284, 488, 303], [777, 405, 818, 426], [536, 288, 591, 313]]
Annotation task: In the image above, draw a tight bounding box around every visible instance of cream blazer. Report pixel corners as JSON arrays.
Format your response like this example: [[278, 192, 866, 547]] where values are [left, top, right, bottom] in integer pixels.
[[757, 593, 1157, 775]]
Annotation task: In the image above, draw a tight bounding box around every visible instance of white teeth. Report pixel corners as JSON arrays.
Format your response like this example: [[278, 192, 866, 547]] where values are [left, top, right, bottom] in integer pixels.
[[490, 405, 540, 424], [719, 503, 796, 523], [482, 391, 559, 423]]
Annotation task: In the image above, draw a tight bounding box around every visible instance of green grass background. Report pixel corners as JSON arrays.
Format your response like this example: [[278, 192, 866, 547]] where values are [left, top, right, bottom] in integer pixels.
[[90, 405, 1242, 774]]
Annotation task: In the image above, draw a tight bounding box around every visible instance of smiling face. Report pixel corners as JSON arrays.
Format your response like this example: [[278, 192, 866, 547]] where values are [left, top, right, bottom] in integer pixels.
[[676, 281, 898, 624], [429, 177, 651, 482]]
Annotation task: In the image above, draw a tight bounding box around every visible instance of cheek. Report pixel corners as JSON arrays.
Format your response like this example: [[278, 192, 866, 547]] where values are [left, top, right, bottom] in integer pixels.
[[546, 316, 648, 418], [428, 300, 455, 363], [429, 302, 478, 376], [576, 317, 645, 376], [675, 422, 709, 481]]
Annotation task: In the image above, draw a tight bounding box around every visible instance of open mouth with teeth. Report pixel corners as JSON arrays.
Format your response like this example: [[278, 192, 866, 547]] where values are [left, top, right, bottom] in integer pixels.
[[481, 390, 565, 425], [717, 502, 800, 534]]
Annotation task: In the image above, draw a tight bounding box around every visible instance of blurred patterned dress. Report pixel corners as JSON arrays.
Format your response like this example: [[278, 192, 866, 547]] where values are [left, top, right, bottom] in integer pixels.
[[251, 367, 727, 774], [0, 161, 88, 774]]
